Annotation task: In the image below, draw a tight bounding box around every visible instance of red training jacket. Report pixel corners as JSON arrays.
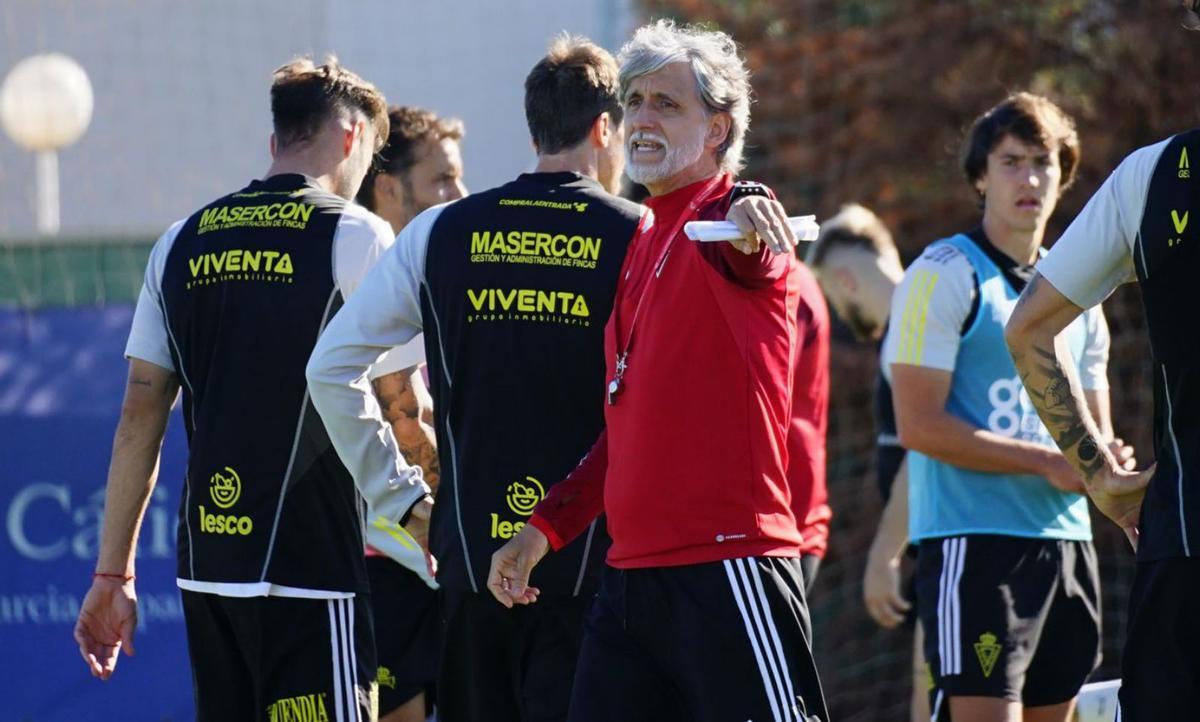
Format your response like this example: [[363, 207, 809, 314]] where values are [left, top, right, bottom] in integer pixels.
[[530, 174, 816, 568], [790, 264, 831, 558]]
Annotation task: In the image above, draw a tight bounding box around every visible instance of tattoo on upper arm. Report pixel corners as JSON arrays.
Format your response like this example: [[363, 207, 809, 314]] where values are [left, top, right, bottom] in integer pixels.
[[129, 372, 177, 398]]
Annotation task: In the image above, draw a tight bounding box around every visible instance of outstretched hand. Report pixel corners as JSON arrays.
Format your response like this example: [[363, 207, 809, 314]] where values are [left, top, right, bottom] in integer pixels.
[[487, 525, 549, 608], [75, 578, 138, 681], [725, 195, 797, 256]]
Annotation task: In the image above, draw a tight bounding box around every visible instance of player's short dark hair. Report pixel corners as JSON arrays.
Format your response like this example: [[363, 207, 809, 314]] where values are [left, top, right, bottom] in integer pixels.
[[524, 35, 622, 155], [806, 204, 899, 268], [960, 92, 1080, 193], [356, 106, 465, 210], [270, 56, 389, 153]]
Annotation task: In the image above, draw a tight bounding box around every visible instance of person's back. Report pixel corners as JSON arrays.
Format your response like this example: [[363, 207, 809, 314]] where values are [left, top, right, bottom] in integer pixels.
[[306, 36, 642, 722], [74, 57, 429, 722], [353, 104, 468, 722], [418, 173, 640, 592], [159, 176, 381, 592]]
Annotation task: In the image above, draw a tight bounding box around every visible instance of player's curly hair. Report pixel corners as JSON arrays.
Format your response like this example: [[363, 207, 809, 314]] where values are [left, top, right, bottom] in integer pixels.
[[356, 107, 464, 211]]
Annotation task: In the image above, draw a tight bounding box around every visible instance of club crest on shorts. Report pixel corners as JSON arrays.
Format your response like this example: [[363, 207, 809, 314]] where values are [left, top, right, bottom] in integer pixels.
[[973, 632, 1001, 678]]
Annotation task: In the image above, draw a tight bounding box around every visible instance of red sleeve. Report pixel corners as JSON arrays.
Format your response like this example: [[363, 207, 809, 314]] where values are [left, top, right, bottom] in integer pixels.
[[528, 430, 608, 551], [699, 243, 792, 289], [696, 183, 792, 288], [790, 282, 832, 557]]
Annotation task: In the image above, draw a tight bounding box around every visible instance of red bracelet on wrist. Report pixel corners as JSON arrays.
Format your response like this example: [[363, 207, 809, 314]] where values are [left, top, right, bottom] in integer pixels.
[[93, 572, 135, 582]]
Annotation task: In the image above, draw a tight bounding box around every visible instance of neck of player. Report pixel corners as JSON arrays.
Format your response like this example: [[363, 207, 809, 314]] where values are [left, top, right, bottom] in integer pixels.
[[980, 208, 1045, 266], [265, 154, 340, 196], [534, 147, 600, 183]]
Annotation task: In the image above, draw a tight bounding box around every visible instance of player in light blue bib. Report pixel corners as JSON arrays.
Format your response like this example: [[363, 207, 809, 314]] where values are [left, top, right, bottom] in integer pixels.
[[884, 93, 1130, 722]]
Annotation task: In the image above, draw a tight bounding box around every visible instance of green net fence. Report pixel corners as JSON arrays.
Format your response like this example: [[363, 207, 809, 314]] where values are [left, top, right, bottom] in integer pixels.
[[1, 237, 154, 308]]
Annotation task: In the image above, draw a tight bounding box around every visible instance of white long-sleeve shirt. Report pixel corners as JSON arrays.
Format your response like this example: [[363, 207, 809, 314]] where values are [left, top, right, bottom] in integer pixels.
[[307, 204, 444, 527]]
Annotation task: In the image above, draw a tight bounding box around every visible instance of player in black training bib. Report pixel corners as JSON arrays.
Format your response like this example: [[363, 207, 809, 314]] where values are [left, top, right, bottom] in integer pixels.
[[75, 58, 431, 722], [354, 105, 468, 722], [309, 38, 638, 722], [1010, 121, 1200, 720]]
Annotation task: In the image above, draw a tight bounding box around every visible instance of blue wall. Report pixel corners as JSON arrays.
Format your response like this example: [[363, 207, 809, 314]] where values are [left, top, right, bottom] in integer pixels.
[[1, 307, 192, 721]]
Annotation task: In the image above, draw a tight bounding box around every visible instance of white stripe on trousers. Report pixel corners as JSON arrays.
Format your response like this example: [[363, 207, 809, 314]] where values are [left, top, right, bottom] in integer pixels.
[[724, 558, 802, 722], [337, 600, 356, 722], [745, 559, 800, 719], [328, 600, 346, 722], [937, 540, 950, 675], [930, 689, 944, 721], [724, 560, 784, 722], [951, 539, 966, 674], [327, 599, 365, 722], [938, 538, 966, 676], [347, 600, 363, 722], [733, 560, 790, 720]]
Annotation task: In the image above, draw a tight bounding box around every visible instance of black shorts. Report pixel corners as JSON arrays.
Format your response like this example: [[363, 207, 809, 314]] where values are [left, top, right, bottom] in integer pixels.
[[182, 590, 377, 722], [915, 536, 1100, 716], [438, 589, 592, 722], [365, 556, 440, 715], [568, 557, 828, 722], [1117, 557, 1200, 721]]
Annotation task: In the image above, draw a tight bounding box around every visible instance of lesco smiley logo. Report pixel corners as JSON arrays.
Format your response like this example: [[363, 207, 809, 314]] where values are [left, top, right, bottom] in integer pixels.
[[505, 476, 545, 516], [209, 467, 242, 509]]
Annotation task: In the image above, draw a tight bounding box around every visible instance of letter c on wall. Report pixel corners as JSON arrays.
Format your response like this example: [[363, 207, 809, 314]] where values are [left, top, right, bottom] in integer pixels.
[[7, 483, 70, 561]]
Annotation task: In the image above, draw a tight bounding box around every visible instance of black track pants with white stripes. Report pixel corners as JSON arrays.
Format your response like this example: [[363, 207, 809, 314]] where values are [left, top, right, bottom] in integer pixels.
[[567, 558, 828, 722], [182, 591, 378, 722]]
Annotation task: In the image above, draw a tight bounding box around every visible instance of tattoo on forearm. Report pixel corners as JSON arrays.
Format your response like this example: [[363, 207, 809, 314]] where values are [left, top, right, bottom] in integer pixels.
[[372, 373, 440, 490], [1078, 438, 1099, 462], [1019, 344, 1105, 480]]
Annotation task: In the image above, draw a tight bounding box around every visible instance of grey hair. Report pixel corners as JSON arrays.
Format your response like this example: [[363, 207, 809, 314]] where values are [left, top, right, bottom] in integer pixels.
[[617, 19, 751, 175]]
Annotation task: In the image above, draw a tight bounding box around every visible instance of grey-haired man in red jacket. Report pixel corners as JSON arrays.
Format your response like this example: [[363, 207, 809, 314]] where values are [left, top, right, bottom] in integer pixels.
[[489, 19, 829, 722]]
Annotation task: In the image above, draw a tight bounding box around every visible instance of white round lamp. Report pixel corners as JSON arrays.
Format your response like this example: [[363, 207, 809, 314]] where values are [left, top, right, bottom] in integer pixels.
[[0, 53, 94, 234]]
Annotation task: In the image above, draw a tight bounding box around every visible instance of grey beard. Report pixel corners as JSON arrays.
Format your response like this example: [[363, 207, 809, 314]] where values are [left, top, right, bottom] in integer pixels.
[[625, 135, 705, 185]]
